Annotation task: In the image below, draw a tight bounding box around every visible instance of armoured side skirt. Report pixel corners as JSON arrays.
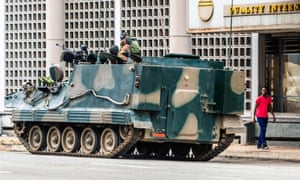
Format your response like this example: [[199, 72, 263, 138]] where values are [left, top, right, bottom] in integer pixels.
[[13, 109, 131, 125]]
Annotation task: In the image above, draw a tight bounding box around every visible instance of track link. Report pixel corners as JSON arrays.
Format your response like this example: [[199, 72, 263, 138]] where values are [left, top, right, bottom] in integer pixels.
[[123, 134, 234, 161], [15, 124, 233, 161], [15, 125, 143, 158], [193, 134, 234, 161]]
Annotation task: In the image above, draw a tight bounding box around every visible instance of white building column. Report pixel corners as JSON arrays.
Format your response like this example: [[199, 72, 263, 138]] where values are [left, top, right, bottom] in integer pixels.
[[0, 2, 5, 109], [46, 0, 65, 70], [169, 0, 191, 54], [251, 32, 259, 113], [114, 0, 121, 46]]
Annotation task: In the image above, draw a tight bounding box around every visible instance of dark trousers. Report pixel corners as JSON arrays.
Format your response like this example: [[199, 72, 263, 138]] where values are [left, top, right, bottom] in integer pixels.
[[257, 117, 268, 148]]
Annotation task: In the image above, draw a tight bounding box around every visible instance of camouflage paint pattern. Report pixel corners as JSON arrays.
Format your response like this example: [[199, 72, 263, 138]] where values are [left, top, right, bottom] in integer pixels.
[[10, 55, 244, 143]]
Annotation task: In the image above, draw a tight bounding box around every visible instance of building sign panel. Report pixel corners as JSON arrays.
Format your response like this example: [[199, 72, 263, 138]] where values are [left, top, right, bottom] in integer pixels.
[[188, 0, 300, 33], [224, 2, 300, 16]]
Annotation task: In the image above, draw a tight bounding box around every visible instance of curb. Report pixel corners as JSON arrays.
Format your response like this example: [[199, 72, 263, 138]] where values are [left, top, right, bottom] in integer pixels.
[[220, 144, 300, 162]]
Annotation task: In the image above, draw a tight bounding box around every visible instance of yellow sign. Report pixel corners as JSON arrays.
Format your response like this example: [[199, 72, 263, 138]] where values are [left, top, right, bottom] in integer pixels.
[[198, 0, 214, 22], [224, 1, 300, 16]]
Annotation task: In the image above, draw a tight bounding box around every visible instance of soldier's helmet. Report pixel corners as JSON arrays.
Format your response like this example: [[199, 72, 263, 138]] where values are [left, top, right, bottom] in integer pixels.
[[120, 32, 128, 40]]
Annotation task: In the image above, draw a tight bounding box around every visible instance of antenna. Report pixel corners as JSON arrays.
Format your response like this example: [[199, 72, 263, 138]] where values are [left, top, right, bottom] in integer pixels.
[[56, 43, 65, 50]]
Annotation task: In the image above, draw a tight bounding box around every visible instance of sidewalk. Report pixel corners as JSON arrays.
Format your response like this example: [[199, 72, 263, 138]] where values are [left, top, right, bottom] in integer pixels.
[[220, 144, 300, 162], [0, 135, 26, 152], [1, 134, 300, 162]]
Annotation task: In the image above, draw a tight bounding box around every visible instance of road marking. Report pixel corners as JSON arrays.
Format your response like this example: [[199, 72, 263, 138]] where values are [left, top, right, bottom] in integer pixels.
[[0, 171, 12, 174], [87, 167, 119, 172], [91, 162, 154, 169]]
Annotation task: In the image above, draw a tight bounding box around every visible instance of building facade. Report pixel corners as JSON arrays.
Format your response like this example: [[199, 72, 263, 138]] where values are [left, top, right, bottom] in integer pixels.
[[188, 0, 300, 114], [4, 0, 171, 91], [0, 1, 5, 111], [3, 0, 300, 116], [5, 0, 47, 94]]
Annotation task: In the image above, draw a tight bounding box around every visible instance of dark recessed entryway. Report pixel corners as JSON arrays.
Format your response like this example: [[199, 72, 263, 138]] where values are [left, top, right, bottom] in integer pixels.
[[260, 33, 300, 112]]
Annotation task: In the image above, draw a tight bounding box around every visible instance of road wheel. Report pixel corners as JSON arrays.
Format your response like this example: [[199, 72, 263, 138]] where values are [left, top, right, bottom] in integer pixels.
[[28, 125, 46, 152], [46, 126, 61, 152], [100, 128, 119, 155], [118, 125, 130, 140], [61, 126, 80, 153], [80, 127, 98, 154]]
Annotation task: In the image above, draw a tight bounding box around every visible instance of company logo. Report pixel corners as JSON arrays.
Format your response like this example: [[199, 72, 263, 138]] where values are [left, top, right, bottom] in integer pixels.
[[198, 0, 214, 22]]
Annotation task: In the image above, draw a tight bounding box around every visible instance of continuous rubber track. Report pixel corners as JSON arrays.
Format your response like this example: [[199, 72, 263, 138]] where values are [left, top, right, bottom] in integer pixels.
[[194, 134, 234, 161], [123, 134, 234, 161], [15, 125, 233, 161]]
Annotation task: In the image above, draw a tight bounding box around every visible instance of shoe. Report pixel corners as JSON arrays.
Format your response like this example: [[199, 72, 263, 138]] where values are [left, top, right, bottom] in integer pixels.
[[263, 146, 269, 150], [257, 144, 262, 149]]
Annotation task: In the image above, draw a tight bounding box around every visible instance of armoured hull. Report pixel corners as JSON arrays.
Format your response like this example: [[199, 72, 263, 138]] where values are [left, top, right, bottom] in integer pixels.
[[10, 53, 244, 161]]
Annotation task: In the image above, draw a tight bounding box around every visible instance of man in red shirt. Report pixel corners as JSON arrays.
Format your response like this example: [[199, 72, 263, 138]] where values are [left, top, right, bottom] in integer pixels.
[[253, 87, 276, 149]]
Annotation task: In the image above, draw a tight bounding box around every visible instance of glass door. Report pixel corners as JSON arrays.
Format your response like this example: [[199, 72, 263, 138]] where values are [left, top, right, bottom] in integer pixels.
[[265, 53, 300, 112], [282, 54, 300, 112]]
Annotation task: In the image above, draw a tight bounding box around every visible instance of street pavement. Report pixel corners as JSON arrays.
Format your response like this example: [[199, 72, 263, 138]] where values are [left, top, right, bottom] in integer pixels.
[[1, 151, 299, 180], [1, 133, 300, 162], [220, 144, 300, 162]]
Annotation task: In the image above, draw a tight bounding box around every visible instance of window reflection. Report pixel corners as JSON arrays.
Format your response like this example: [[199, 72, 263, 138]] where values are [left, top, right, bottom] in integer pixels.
[[282, 54, 300, 112]]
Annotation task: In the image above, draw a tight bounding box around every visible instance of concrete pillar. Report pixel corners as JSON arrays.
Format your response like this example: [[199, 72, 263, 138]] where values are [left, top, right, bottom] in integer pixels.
[[251, 33, 259, 114], [169, 0, 191, 54], [46, 0, 65, 70], [0, 2, 5, 109], [114, 0, 121, 47]]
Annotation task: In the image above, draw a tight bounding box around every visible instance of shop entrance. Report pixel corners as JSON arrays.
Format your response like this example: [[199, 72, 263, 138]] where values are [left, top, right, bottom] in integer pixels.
[[262, 34, 300, 112]]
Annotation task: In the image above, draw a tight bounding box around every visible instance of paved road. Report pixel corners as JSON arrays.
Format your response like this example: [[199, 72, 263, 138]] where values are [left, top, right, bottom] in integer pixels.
[[0, 151, 300, 180]]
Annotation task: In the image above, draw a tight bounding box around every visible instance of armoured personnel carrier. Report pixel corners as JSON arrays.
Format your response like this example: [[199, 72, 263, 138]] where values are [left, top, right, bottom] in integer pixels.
[[10, 47, 244, 161]]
